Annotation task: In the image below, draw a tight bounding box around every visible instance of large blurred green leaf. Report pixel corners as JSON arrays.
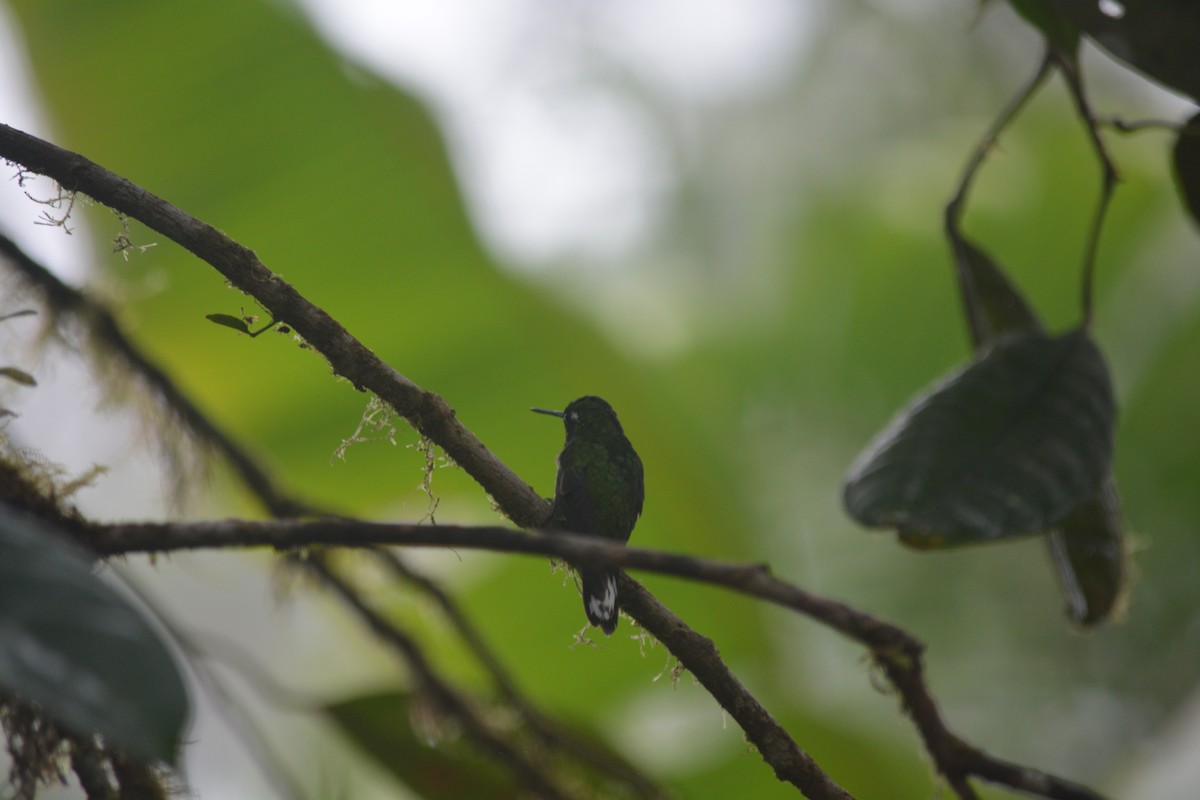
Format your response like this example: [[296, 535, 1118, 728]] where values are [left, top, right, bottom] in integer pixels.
[[844, 329, 1115, 547], [0, 506, 188, 762], [327, 690, 520, 800]]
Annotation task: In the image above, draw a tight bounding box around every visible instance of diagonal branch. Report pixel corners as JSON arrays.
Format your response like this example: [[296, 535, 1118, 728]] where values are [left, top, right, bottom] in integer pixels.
[[0, 229, 316, 519], [0, 121, 850, 799], [0, 232, 660, 797], [305, 555, 580, 800], [372, 549, 665, 799], [0, 122, 548, 528], [0, 123, 1112, 800]]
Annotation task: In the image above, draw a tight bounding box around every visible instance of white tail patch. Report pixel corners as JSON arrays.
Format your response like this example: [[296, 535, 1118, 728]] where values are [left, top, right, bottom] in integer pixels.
[[587, 576, 617, 622]]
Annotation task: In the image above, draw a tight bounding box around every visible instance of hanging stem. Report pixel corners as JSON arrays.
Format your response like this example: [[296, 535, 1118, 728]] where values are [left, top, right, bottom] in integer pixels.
[[1056, 52, 1119, 329], [946, 49, 1054, 231]]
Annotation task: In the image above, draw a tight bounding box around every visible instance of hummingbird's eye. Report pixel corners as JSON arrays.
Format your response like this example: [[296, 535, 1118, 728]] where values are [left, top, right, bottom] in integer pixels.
[[568, 412, 579, 423]]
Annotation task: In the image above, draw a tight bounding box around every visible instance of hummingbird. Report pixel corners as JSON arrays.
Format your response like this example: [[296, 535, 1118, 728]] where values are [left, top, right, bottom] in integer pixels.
[[532, 396, 644, 635]]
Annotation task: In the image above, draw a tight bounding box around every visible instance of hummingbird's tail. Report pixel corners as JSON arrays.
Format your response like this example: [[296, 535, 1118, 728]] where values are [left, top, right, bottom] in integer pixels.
[[580, 567, 619, 635]]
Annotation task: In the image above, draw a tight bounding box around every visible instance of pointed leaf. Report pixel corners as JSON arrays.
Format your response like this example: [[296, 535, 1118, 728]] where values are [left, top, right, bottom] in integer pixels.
[[844, 329, 1115, 546], [204, 313, 251, 334], [326, 691, 520, 800], [0, 367, 37, 387], [1172, 112, 1200, 228], [950, 233, 1043, 350], [1046, 478, 1127, 626], [0, 506, 189, 762]]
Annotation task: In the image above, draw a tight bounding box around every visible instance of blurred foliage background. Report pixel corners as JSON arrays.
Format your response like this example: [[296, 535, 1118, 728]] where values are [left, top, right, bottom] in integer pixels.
[[1, 1, 1198, 798]]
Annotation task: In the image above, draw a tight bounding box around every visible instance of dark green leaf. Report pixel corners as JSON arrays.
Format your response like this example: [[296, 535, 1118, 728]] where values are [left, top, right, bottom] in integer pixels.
[[1046, 478, 1127, 626], [0, 367, 37, 387], [1006, 0, 1080, 56], [948, 235, 1126, 624], [0, 506, 189, 762], [843, 329, 1115, 547], [950, 234, 1043, 350], [204, 313, 251, 334], [327, 691, 520, 800], [1172, 112, 1200, 228], [1045, 0, 1200, 100]]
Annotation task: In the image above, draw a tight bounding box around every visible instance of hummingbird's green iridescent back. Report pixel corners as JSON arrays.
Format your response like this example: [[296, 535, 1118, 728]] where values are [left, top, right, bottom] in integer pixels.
[[534, 396, 644, 634]]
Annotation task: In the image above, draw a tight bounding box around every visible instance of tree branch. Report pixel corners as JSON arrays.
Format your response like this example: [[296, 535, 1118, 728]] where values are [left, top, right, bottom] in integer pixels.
[[0, 121, 851, 798], [89, 518, 907, 649], [0, 124, 1111, 800], [0, 231, 665, 798], [616, 579, 852, 798], [0, 122, 548, 529], [0, 229, 314, 518], [305, 555, 579, 800], [372, 550, 666, 799], [93, 516, 1111, 800]]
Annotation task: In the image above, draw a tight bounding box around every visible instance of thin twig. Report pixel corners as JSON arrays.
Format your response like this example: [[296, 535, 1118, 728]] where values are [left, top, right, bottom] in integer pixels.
[[1097, 115, 1182, 135], [944, 51, 1053, 350], [945, 50, 1054, 229]]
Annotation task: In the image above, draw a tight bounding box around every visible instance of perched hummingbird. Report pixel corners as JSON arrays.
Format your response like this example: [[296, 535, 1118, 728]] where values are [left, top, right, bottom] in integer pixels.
[[532, 396, 644, 635]]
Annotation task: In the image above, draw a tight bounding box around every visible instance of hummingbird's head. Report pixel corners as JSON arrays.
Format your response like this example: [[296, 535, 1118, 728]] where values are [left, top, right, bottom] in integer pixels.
[[532, 395, 625, 439]]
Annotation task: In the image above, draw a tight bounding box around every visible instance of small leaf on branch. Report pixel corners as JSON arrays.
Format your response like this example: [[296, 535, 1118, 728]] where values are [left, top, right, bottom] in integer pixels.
[[205, 313, 251, 334], [1172, 111, 1200, 228], [843, 329, 1116, 547], [0, 367, 36, 386], [1046, 478, 1127, 626]]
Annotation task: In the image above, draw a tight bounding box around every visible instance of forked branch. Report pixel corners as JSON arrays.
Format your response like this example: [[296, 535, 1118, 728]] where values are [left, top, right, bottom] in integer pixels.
[[0, 123, 1110, 800]]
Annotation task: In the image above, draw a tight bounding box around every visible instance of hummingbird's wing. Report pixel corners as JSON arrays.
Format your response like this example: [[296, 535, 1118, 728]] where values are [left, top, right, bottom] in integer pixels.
[[551, 450, 600, 535]]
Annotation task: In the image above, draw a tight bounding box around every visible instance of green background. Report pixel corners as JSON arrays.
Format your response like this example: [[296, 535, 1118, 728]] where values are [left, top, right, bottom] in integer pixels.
[[3, 2, 1198, 798]]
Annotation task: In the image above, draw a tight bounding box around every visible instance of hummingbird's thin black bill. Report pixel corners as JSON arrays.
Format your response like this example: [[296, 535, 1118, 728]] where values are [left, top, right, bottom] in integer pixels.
[[531, 407, 564, 417]]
